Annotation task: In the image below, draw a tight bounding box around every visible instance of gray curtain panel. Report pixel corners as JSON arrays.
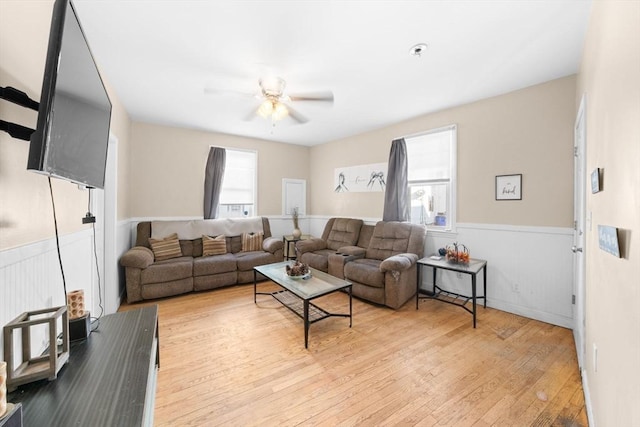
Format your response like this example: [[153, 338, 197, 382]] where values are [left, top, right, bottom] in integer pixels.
[[203, 146, 226, 219], [383, 138, 410, 221]]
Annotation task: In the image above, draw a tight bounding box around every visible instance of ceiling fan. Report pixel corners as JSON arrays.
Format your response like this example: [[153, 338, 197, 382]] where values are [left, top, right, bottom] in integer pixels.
[[205, 76, 333, 125]]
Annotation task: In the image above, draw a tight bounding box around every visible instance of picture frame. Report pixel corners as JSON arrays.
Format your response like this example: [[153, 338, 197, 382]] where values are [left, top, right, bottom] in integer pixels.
[[597, 225, 620, 257], [495, 174, 522, 200], [591, 168, 600, 193]]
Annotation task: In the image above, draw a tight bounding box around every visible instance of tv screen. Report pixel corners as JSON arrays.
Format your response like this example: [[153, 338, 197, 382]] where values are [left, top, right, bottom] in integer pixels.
[[27, 0, 112, 189]]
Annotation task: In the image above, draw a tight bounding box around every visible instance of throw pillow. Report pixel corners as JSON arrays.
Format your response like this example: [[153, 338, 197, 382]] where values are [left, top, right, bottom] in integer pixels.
[[241, 232, 263, 252], [148, 233, 182, 261], [202, 234, 227, 256]]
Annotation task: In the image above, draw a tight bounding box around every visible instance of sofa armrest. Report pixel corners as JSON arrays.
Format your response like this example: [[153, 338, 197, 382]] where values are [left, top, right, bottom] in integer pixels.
[[337, 245, 366, 257], [263, 236, 284, 254], [295, 238, 327, 255], [328, 252, 362, 279], [120, 246, 155, 269], [379, 253, 419, 273]]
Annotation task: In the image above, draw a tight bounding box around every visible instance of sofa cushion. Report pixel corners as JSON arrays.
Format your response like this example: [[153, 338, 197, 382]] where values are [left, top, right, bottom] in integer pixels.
[[242, 232, 263, 252], [326, 218, 363, 251], [344, 258, 385, 288], [141, 256, 192, 284], [180, 238, 202, 257], [149, 233, 182, 261], [228, 235, 242, 254], [300, 249, 335, 272], [236, 251, 276, 271], [203, 234, 227, 256], [366, 222, 412, 261], [193, 253, 236, 276]]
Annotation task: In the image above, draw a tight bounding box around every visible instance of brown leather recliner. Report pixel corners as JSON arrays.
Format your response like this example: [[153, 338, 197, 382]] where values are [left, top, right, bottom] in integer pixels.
[[342, 221, 426, 309], [295, 217, 363, 272]]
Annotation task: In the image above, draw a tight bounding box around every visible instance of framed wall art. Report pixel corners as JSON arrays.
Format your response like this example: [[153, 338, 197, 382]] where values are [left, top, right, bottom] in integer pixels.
[[597, 225, 620, 257], [334, 163, 387, 193], [591, 168, 601, 193], [495, 174, 522, 200]]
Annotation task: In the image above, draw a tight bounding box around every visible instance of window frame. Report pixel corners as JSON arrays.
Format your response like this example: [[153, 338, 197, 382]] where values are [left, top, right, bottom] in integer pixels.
[[405, 124, 457, 233]]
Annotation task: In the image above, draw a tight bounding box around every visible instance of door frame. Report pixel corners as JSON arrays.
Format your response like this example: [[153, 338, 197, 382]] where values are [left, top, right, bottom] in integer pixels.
[[573, 94, 587, 369]]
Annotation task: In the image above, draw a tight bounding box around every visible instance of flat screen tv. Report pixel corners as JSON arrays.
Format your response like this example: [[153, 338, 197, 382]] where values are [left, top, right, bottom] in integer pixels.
[[28, 0, 112, 189]]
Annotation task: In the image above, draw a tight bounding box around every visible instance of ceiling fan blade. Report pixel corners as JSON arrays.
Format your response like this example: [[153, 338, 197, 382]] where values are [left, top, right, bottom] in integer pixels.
[[286, 104, 309, 124], [288, 91, 334, 103], [243, 105, 260, 121]]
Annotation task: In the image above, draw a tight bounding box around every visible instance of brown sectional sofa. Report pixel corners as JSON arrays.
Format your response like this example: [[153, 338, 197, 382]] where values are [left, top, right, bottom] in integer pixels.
[[120, 217, 283, 303], [296, 218, 426, 309]]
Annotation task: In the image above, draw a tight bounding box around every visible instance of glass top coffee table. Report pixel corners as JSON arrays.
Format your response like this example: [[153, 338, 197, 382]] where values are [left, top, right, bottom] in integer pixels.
[[254, 261, 352, 348]]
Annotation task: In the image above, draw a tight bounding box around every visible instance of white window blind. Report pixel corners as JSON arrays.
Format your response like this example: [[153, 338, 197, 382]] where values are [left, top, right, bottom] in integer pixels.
[[218, 149, 257, 218], [406, 125, 457, 231]]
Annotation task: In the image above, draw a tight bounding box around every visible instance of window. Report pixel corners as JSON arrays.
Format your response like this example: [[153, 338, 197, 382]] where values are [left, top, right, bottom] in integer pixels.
[[406, 125, 457, 231], [217, 148, 257, 218]]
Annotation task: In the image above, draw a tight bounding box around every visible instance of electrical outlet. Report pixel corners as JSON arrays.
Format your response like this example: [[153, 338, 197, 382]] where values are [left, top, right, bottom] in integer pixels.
[[593, 343, 598, 373]]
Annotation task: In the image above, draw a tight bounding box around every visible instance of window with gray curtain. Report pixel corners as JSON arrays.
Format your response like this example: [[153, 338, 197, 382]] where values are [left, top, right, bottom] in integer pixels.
[[382, 138, 410, 221], [406, 125, 457, 231], [204, 146, 226, 219]]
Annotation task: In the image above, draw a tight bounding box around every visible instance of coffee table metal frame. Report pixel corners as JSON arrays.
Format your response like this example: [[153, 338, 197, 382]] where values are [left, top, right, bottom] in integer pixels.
[[254, 261, 352, 348]]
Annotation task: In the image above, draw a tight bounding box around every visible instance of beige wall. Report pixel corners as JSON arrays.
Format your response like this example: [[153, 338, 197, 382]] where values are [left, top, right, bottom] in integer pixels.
[[0, 0, 131, 251], [129, 122, 309, 218], [310, 76, 576, 227], [577, 1, 640, 425]]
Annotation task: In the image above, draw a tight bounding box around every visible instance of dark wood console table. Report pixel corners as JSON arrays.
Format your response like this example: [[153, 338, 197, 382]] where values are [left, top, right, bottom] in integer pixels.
[[7, 305, 159, 427]]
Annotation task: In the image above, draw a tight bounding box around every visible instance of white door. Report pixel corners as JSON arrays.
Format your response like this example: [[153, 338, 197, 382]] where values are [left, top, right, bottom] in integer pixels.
[[573, 95, 587, 369]]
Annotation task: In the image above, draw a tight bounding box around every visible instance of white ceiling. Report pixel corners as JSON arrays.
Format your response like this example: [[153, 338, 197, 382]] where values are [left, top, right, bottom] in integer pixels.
[[72, 0, 592, 146]]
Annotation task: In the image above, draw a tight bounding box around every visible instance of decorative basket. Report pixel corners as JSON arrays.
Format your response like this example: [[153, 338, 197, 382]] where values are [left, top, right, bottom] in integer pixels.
[[445, 242, 470, 264]]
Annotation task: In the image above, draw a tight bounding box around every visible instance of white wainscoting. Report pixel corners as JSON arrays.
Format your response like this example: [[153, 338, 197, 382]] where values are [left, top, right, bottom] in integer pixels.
[[0, 222, 131, 362], [298, 217, 574, 328], [428, 223, 574, 328]]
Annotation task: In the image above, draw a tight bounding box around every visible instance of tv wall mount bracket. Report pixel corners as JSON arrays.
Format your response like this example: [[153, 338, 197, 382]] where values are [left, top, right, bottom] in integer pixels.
[[0, 86, 40, 141]]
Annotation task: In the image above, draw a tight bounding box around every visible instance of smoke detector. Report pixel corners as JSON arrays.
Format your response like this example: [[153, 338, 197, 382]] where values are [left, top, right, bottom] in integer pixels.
[[409, 43, 428, 57]]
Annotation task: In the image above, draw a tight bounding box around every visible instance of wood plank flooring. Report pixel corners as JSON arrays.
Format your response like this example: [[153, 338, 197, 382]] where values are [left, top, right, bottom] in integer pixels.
[[120, 282, 588, 426]]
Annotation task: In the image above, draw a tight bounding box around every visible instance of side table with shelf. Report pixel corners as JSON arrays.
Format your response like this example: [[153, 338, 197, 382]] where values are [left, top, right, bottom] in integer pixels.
[[282, 234, 310, 260], [416, 257, 487, 327]]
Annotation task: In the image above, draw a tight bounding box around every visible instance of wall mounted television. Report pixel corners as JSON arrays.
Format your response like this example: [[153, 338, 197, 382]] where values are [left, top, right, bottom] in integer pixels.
[[27, 0, 112, 189]]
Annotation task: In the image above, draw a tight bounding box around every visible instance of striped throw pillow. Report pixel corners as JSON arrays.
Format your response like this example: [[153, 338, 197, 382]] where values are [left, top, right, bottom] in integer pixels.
[[149, 233, 182, 261], [202, 234, 227, 256], [241, 232, 263, 252]]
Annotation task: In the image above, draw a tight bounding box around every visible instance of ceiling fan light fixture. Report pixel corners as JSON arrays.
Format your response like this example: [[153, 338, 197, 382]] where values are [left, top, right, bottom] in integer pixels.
[[273, 102, 288, 121], [257, 99, 289, 122], [259, 76, 286, 97], [257, 100, 274, 118]]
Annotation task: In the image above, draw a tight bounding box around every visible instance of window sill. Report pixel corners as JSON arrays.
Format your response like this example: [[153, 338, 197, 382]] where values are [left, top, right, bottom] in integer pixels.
[[426, 227, 458, 238]]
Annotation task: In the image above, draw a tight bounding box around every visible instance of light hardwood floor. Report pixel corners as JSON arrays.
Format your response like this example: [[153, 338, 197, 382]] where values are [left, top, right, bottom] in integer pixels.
[[121, 282, 588, 426]]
